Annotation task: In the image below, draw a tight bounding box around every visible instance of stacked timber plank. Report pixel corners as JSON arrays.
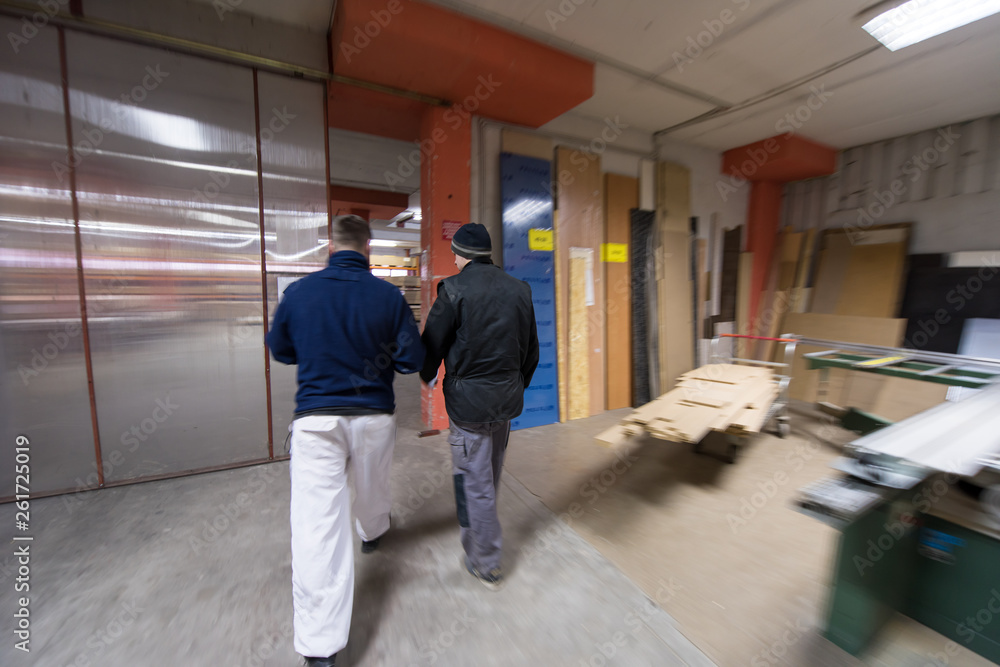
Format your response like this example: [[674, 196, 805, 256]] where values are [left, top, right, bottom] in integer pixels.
[[596, 364, 777, 447]]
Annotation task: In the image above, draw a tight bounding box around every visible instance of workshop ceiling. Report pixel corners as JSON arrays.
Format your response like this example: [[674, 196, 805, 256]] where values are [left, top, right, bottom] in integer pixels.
[[194, 0, 1000, 151], [421, 0, 1000, 150]]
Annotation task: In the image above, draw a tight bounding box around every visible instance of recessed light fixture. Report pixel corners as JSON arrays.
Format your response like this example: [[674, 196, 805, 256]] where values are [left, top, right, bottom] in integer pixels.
[[370, 239, 401, 247], [861, 0, 1000, 51]]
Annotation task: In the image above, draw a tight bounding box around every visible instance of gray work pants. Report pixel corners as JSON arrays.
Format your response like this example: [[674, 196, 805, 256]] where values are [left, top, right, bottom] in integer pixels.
[[448, 418, 511, 572]]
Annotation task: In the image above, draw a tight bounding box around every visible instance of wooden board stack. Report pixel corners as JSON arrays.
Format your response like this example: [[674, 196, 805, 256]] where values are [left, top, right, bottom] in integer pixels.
[[595, 364, 778, 447]]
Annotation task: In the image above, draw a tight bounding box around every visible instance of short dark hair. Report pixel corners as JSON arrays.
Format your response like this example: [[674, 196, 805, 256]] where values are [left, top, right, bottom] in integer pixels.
[[331, 215, 371, 252]]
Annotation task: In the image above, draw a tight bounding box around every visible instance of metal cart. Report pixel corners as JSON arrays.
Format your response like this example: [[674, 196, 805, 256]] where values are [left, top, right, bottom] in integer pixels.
[[702, 333, 797, 461]]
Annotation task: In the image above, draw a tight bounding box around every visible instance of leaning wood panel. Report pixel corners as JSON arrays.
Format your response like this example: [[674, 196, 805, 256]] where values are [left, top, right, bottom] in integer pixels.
[[658, 230, 694, 392], [604, 173, 637, 410], [501, 129, 553, 161], [809, 233, 852, 314], [656, 161, 693, 392], [555, 147, 605, 418], [835, 242, 907, 318], [782, 313, 906, 403]]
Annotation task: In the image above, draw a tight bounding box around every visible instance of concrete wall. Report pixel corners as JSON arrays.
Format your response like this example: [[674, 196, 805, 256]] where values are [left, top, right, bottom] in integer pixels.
[[782, 114, 1000, 254]]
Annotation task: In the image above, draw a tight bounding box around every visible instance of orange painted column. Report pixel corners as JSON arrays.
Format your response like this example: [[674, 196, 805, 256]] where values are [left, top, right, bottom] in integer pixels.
[[721, 134, 837, 326], [745, 180, 783, 326], [420, 105, 471, 430]]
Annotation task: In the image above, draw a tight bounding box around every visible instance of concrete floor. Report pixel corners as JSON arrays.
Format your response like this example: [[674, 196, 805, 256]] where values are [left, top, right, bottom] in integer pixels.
[[0, 374, 994, 666]]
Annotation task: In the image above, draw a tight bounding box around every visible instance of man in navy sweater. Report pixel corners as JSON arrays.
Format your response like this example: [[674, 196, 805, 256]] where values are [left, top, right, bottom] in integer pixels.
[[267, 215, 423, 667]]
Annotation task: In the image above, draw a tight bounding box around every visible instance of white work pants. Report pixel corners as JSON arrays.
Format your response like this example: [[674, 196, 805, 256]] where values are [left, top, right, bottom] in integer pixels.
[[289, 413, 396, 658]]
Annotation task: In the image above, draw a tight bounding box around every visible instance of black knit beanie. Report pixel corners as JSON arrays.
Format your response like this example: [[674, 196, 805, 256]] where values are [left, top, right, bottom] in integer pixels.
[[451, 223, 492, 259]]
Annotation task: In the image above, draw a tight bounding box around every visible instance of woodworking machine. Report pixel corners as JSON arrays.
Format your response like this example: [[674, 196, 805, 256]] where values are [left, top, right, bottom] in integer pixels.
[[789, 339, 1000, 662]]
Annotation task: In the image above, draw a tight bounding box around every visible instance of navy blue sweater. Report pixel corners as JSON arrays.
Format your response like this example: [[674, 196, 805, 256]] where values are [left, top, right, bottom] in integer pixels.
[[266, 251, 424, 415]]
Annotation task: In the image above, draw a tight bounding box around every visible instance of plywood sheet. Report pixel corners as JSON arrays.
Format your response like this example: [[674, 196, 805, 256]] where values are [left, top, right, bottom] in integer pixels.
[[809, 233, 852, 314], [604, 173, 637, 410], [782, 313, 907, 403], [597, 364, 777, 446], [655, 163, 693, 393], [835, 242, 906, 317], [795, 228, 818, 289], [501, 129, 552, 161], [870, 378, 948, 423], [555, 147, 605, 419], [569, 254, 589, 420], [657, 230, 694, 390]]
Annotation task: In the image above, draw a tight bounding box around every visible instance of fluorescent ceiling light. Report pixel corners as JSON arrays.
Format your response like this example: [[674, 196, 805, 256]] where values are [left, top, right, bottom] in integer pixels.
[[862, 0, 1000, 51], [370, 239, 401, 247]]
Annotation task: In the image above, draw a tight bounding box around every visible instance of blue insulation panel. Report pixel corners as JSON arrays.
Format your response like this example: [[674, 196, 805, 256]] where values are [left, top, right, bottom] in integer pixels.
[[500, 152, 559, 430]]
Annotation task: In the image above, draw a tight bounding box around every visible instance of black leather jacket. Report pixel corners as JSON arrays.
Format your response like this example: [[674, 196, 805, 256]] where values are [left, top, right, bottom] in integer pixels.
[[420, 258, 539, 423]]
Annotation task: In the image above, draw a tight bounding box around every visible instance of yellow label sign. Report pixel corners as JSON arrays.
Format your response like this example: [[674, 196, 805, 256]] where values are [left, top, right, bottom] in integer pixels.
[[528, 229, 554, 251], [856, 355, 906, 367], [601, 243, 628, 263]]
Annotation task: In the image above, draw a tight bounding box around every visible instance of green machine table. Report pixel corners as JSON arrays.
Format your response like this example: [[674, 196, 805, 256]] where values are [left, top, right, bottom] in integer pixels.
[[789, 338, 1000, 662]]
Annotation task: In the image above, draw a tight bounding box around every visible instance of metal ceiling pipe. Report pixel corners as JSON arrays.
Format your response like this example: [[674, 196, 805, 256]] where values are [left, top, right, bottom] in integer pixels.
[[0, 0, 451, 107]]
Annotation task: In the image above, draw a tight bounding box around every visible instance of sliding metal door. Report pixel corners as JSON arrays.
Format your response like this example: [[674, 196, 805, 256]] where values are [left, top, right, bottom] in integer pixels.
[[0, 21, 97, 495], [256, 72, 330, 450], [66, 33, 269, 481]]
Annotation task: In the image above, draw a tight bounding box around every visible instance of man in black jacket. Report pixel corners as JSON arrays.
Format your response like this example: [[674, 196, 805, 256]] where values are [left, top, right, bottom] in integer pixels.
[[420, 223, 539, 589]]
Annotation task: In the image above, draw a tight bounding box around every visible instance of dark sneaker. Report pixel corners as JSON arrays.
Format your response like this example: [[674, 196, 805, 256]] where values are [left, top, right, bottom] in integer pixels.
[[463, 555, 503, 591], [304, 654, 336, 666], [361, 538, 380, 554]]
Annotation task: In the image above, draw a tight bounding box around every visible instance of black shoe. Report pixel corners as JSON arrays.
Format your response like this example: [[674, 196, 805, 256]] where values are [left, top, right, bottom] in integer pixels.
[[361, 537, 380, 554], [305, 655, 336, 666], [463, 555, 503, 591]]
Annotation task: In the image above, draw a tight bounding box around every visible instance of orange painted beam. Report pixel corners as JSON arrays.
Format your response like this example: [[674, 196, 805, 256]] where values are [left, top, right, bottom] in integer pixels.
[[721, 133, 837, 183], [331, 0, 594, 129], [329, 185, 410, 209], [721, 134, 836, 326], [327, 81, 426, 141]]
